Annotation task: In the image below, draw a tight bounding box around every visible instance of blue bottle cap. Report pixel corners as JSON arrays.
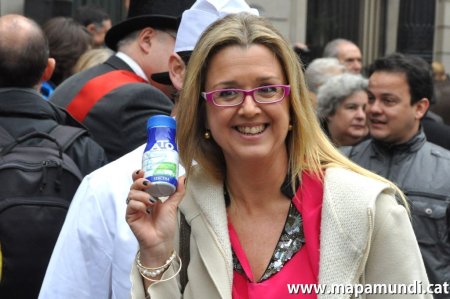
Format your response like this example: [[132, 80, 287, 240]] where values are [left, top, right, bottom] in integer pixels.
[[147, 115, 176, 129]]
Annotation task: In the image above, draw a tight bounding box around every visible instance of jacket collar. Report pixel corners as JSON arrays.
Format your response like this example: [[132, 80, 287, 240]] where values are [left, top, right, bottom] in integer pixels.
[[372, 128, 426, 155], [0, 87, 85, 128], [104, 55, 135, 73], [115, 52, 149, 82]]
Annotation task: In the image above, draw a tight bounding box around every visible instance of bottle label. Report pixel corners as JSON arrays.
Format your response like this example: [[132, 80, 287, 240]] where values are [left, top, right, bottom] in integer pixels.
[[143, 126, 178, 193], [143, 150, 178, 180]]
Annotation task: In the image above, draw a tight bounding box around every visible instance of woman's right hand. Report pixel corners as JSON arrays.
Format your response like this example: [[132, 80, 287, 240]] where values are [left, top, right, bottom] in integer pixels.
[[126, 169, 186, 265]]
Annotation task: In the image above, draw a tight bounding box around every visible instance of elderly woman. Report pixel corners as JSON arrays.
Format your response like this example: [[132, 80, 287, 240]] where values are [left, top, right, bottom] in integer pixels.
[[304, 57, 346, 107], [126, 13, 430, 299], [317, 73, 369, 146]]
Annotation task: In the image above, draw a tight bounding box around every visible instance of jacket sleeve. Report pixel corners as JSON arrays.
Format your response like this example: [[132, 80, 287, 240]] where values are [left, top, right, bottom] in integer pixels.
[[364, 193, 433, 298], [130, 260, 182, 299]]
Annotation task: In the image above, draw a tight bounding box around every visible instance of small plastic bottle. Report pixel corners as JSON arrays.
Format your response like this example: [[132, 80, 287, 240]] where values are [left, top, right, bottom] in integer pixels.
[[142, 115, 179, 197]]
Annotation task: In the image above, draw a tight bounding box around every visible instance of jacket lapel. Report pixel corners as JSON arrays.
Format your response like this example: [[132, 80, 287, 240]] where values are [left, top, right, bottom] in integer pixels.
[[180, 166, 233, 299]]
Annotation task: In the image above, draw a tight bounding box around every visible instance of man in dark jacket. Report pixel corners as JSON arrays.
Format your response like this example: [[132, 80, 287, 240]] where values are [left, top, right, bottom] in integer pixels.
[[50, 0, 194, 161], [0, 14, 107, 175], [0, 14, 107, 299], [342, 53, 450, 295]]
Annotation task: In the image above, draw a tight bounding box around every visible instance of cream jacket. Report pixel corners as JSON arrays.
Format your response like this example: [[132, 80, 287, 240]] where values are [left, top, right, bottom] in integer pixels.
[[131, 167, 432, 299]]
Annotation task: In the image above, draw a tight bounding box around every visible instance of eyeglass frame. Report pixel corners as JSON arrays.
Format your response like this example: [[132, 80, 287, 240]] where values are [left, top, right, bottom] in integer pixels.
[[201, 84, 291, 107]]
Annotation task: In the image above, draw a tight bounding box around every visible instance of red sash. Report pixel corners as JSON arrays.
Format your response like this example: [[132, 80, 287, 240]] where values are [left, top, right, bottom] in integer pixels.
[[66, 70, 147, 122]]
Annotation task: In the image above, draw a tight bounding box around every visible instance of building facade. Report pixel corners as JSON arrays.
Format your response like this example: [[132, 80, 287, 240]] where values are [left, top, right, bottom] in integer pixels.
[[1, 0, 449, 71]]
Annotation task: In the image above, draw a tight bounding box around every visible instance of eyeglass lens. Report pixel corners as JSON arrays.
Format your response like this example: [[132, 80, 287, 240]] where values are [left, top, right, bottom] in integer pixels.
[[212, 86, 287, 106]]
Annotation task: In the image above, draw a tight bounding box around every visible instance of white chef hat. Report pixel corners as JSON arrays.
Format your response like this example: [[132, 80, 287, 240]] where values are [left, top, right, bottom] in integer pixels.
[[174, 0, 259, 52]]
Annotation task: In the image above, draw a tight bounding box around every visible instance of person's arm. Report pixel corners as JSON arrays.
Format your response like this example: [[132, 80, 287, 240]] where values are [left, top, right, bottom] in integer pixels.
[[130, 255, 182, 299], [39, 176, 114, 299], [127, 170, 185, 298], [364, 193, 433, 299]]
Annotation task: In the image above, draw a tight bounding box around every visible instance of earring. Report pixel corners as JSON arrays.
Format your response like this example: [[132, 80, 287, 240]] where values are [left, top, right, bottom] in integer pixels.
[[288, 124, 293, 131], [204, 131, 211, 139]]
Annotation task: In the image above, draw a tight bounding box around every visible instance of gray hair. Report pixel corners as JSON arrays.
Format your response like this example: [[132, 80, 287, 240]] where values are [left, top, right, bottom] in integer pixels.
[[116, 30, 140, 50], [323, 38, 356, 58], [316, 73, 368, 119], [305, 57, 346, 93]]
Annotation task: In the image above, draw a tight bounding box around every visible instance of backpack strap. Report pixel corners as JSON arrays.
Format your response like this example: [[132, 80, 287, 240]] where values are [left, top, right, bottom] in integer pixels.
[[48, 125, 88, 152], [47, 125, 85, 184], [66, 70, 147, 122], [179, 212, 191, 294]]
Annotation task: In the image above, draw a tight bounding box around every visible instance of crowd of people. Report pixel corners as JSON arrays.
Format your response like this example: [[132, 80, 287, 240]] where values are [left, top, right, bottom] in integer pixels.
[[1, 0, 450, 298]]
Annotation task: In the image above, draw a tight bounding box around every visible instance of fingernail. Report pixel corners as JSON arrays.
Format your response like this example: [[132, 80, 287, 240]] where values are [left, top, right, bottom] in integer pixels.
[[143, 180, 148, 186], [135, 170, 140, 175], [149, 196, 157, 203]]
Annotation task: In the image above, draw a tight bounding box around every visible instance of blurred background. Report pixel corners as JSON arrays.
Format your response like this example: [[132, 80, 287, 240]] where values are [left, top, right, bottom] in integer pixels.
[[0, 0, 448, 71]]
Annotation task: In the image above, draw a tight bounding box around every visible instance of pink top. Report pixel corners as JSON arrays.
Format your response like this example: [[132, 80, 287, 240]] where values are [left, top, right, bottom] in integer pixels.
[[229, 172, 324, 299]]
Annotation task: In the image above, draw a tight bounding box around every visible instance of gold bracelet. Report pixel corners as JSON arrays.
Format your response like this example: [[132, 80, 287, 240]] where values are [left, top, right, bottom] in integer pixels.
[[138, 253, 182, 283], [136, 250, 176, 277]]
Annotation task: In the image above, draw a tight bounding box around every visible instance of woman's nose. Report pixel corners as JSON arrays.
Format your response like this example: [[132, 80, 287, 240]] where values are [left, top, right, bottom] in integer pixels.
[[239, 94, 260, 115]]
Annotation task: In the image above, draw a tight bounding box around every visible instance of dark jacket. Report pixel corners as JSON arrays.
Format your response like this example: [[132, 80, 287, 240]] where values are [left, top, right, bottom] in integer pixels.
[[0, 88, 107, 175], [50, 55, 173, 161], [431, 77, 450, 125], [341, 130, 450, 293], [422, 114, 450, 150]]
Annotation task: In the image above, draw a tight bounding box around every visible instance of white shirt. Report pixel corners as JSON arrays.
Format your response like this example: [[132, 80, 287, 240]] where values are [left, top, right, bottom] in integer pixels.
[[115, 52, 149, 82], [39, 145, 145, 299]]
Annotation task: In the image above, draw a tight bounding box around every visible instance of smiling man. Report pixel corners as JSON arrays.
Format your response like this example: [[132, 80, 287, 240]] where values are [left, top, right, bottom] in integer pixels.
[[342, 53, 450, 296]]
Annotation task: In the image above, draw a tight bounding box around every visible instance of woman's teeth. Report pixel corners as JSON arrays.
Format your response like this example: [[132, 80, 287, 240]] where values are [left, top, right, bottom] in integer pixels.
[[236, 125, 266, 135]]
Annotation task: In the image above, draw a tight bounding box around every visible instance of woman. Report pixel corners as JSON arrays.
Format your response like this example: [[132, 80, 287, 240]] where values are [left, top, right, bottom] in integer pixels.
[[126, 13, 430, 298], [317, 73, 369, 146], [73, 48, 114, 73], [42, 17, 91, 86]]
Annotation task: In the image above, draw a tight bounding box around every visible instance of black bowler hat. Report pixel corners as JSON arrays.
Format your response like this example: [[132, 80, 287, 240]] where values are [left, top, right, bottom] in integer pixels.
[[105, 0, 195, 51]]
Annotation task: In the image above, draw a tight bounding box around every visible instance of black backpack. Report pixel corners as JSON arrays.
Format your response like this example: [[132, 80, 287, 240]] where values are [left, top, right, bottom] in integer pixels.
[[0, 125, 86, 299]]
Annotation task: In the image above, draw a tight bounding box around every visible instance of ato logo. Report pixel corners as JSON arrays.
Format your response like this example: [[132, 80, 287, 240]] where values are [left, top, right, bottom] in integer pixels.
[[151, 140, 174, 150]]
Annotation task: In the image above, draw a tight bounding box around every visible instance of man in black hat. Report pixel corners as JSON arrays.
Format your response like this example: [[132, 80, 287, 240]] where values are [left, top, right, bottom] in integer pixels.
[[50, 0, 194, 162]]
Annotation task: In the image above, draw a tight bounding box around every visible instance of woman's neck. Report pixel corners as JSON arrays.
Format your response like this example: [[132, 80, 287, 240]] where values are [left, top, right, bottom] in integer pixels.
[[225, 152, 289, 212]]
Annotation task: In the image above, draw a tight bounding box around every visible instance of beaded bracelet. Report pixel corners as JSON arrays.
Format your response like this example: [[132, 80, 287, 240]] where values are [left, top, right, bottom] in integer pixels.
[[136, 250, 182, 282], [136, 250, 176, 277]]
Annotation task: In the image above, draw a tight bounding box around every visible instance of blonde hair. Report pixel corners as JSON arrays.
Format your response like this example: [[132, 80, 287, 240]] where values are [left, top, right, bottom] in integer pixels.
[[431, 61, 447, 81], [176, 13, 407, 207], [73, 47, 113, 73]]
